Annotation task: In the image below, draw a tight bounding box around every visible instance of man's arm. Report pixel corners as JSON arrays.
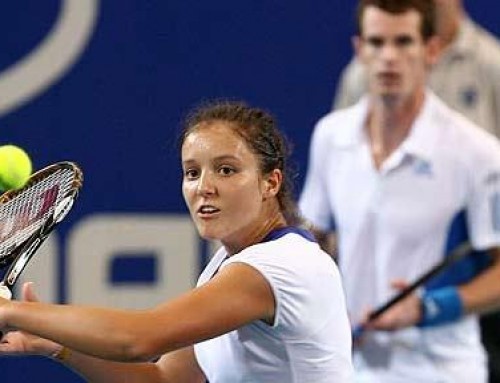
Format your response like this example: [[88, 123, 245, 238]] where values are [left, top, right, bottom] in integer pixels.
[[460, 247, 500, 314], [364, 247, 500, 332]]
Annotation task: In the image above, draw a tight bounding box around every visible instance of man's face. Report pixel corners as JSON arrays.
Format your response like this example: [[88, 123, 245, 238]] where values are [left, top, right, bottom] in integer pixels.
[[355, 6, 438, 104]]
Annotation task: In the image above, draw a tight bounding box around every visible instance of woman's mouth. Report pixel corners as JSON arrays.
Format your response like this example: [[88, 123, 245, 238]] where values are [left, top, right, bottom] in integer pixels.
[[197, 205, 221, 216]]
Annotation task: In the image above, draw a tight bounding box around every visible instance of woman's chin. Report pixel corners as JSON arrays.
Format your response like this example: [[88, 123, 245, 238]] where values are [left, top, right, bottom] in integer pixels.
[[198, 228, 221, 241]]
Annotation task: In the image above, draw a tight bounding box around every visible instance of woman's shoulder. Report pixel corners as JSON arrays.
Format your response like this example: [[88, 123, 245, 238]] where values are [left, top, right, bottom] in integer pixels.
[[197, 246, 228, 286], [228, 232, 337, 278]]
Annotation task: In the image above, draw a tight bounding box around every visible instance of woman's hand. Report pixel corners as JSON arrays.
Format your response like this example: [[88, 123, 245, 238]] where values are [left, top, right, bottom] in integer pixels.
[[0, 282, 62, 357]]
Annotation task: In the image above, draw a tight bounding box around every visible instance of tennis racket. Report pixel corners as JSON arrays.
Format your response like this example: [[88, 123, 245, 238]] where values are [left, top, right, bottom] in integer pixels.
[[352, 242, 472, 340], [0, 161, 83, 300]]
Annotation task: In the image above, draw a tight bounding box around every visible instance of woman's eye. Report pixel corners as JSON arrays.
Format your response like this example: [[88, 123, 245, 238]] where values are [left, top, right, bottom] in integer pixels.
[[219, 166, 235, 176], [184, 169, 199, 179]]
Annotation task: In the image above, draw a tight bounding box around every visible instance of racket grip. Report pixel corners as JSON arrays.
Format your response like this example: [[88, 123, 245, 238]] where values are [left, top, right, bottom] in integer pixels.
[[352, 324, 365, 341], [0, 284, 12, 300]]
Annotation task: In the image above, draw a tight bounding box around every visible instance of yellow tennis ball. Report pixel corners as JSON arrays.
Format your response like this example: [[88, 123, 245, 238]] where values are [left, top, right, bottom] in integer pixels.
[[0, 145, 33, 191]]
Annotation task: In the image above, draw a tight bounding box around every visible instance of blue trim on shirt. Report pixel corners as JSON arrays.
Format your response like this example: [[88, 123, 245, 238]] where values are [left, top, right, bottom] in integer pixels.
[[262, 227, 316, 243], [425, 210, 491, 290], [330, 216, 337, 232]]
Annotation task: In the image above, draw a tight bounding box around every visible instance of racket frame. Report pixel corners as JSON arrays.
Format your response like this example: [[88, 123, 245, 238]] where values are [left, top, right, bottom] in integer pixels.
[[0, 162, 82, 299]]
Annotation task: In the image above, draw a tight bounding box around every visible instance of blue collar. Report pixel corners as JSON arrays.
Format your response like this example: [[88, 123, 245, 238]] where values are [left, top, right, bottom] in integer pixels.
[[261, 226, 316, 243]]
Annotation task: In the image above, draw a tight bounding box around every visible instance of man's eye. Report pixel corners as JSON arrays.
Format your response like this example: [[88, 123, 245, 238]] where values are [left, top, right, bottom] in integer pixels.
[[395, 35, 414, 47], [365, 37, 384, 48]]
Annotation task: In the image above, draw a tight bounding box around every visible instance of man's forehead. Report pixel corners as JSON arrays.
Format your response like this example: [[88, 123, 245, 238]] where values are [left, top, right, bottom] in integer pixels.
[[361, 6, 422, 36]]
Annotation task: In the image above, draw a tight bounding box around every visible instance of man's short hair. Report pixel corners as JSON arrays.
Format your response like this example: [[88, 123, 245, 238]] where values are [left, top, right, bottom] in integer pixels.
[[356, 0, 436, 41]]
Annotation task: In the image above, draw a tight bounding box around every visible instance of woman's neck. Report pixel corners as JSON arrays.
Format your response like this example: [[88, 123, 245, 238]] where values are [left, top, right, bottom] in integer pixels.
[[223, 209, 287, 256]]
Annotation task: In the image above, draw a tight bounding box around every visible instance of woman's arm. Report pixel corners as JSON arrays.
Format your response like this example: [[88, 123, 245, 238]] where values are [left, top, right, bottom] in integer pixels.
[[0, 262, 274, 362], [57, 345, 205, 383], [0, 283, 206, 383]]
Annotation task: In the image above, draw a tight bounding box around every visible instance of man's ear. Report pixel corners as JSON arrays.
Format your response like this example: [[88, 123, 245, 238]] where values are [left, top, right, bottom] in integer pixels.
[[425, 35, 442, 68], [353, 35, 362, 60], [263, 169, 283, 199]]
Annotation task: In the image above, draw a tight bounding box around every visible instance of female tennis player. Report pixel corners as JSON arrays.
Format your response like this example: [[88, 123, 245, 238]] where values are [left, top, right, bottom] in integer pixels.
[[0, 101, 353, 382]]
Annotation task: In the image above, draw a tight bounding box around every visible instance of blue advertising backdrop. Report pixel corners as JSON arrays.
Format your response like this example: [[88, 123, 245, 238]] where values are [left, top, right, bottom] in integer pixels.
[[1, 1, 499, 381]]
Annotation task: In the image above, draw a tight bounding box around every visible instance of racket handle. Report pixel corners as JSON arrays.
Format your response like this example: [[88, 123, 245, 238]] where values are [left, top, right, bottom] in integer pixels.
[[352, 324, 365, 341], [0, 284, 12, 300]]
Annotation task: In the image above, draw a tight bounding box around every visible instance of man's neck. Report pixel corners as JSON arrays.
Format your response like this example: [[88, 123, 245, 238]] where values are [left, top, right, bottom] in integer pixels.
[[367, 91, 425, 169]]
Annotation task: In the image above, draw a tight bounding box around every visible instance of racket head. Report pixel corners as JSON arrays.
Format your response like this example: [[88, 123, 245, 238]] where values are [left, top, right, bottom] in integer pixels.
[[0, 161, 83, 293]]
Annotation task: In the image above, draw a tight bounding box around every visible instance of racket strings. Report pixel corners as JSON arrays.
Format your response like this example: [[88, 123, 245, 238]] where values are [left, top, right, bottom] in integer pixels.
[[0, 168, 76, 258]]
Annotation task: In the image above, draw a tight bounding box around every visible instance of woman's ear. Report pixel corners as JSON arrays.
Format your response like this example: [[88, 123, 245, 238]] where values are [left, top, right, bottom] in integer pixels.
[[263, 169, 283, 199]]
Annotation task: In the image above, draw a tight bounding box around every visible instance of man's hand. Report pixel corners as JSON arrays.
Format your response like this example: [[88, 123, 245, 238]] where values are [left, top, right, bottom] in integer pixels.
[[363, 280, 423, 332]]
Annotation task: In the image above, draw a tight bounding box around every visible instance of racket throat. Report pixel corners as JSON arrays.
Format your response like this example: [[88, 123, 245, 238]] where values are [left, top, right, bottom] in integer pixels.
[[5, 237, 41, 286]]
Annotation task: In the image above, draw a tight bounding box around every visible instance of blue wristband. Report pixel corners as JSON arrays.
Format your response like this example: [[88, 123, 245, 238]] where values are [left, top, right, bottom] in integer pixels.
[[418, 286, 463, 327]]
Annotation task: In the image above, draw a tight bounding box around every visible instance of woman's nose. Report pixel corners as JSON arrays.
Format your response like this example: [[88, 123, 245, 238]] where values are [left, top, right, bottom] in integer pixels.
[[197, 171, 216, 195]]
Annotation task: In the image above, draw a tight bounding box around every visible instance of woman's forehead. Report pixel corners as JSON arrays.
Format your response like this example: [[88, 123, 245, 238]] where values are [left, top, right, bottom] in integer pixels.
[[182, 123, 253, 160], [184, 122, 241, 146]]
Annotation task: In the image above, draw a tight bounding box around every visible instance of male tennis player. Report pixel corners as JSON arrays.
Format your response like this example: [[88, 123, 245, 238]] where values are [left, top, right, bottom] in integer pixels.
[[300, 0, 500, 381], [333, 1, 500, 378]]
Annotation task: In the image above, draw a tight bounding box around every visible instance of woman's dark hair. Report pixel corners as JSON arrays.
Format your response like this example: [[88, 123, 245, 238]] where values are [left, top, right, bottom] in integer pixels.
[[179, 100, 302, 226], [356, 0, 436, 41]]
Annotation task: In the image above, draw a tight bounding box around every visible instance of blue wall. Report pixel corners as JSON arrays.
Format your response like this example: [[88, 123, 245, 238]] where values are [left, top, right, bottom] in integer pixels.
[[1, 1, 499, 381]]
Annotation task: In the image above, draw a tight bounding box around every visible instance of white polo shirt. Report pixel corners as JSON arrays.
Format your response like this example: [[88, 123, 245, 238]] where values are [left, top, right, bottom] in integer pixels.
[[194, 228, 353, 383], [300, 91, 500, 382]]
